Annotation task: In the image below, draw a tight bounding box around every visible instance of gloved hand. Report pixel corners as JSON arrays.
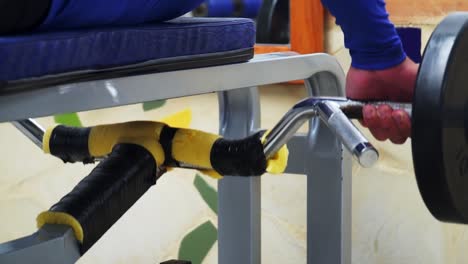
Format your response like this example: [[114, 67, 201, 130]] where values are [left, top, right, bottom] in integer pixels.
[[346, 58, 418, 144]]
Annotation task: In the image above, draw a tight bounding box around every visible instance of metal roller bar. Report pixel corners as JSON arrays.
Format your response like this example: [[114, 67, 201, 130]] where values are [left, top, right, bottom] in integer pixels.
[[12, 119, 45, 149]]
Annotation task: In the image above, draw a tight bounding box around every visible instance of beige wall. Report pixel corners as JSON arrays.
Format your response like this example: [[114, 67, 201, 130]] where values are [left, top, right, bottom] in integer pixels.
[[386, 0, 468, 24]]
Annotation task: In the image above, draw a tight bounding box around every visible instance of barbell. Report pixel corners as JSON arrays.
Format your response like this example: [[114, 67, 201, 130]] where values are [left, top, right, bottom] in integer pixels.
[[265, 12, 468, 224]]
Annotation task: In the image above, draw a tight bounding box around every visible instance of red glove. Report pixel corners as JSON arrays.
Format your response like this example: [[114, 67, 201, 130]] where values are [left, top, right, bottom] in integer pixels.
[[346, 58, 418, 144]]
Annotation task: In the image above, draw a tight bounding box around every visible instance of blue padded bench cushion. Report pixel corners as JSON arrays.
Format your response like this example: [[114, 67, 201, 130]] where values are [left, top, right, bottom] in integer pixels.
[[0, 17, 255, 88]]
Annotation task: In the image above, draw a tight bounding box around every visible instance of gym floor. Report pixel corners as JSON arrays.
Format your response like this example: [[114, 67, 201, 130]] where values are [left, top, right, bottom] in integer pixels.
[[1, 16, 467, 264]]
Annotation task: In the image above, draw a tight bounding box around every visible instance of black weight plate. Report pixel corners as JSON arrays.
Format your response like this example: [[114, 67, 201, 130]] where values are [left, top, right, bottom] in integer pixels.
[[413, 12, 468, 224]]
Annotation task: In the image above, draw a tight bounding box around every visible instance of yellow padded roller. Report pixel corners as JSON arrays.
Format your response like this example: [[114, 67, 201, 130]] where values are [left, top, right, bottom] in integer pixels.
[[43, 120, 289, 178]]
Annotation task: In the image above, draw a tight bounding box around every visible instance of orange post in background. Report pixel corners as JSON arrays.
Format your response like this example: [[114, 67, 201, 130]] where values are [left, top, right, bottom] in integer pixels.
[[290, 0, 324, 54]]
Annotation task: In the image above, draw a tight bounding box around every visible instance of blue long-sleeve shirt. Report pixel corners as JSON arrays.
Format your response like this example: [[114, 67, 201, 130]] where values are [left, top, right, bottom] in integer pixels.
[[40, 0, 204, 29], [321, 0, 407, 70]]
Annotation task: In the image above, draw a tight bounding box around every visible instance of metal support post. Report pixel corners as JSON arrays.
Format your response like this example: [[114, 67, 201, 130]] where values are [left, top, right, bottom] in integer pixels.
[[305, 71, 351, 264], [217, 87, 261, 264]]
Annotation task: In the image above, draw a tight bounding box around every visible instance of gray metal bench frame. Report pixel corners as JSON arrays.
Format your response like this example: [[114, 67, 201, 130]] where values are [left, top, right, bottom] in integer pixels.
[[0, 53, 351, 264]]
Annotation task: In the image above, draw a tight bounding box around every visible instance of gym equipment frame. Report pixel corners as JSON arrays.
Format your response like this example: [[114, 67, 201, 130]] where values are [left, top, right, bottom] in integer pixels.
[[0, 52, 351, 264]]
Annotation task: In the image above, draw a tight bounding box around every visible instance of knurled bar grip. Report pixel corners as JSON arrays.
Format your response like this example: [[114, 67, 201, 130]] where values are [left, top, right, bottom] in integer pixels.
[[339, 100, 413, 119]]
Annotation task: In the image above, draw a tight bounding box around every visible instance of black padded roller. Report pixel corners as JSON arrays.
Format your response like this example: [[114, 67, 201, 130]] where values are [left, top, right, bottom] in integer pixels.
[[160, 125, 180, 167], [48, 144, 158, 253]]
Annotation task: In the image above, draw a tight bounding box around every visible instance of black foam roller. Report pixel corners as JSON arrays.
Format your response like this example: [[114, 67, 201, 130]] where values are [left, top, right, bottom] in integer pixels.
[[48, 144, 158, 253]]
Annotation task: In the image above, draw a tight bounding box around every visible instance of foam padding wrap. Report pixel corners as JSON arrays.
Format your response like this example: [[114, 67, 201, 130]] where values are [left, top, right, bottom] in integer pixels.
[[88, 122, 165, 165], [37, 144, 157, 253], [37, 212, 84, 243], [172, 128, 220, 169]]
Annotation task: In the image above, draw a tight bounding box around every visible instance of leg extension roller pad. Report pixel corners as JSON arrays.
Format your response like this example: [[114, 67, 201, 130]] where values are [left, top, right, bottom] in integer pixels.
[[37, 144, 158, 254], [43, 122, 289, 178]]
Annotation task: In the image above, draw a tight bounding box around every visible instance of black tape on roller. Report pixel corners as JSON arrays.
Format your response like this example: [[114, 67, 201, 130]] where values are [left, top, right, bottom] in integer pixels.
[[160, 125, 180, 167], [49, 125, 93, 163], [48, 144, 157, 253], [210, 131, 267, 176]]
